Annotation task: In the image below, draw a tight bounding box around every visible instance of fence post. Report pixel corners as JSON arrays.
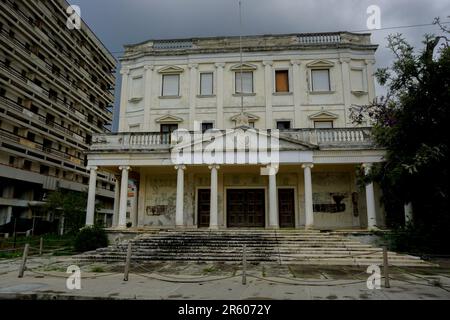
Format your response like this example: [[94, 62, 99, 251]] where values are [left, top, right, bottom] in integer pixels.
[[383, 246, 390, 288], [242, 244, 247, 285], [123, 242, 132, 281], [18, 244, 29, 278], [39, 237, 43, 256]]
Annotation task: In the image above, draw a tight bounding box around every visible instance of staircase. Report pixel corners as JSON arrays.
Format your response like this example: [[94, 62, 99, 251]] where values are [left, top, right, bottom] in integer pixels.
[[74, 230, 432, 267]]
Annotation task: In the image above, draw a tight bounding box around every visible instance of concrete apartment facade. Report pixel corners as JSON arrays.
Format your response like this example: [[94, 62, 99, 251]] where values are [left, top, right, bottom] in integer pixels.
[[0, 0, 116, 227], [86, 32, 386, 231]]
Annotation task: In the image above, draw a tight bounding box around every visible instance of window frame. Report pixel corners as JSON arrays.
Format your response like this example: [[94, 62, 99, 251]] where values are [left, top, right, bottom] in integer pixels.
[[201, 121, 214, 133], [274, 69, 290, 93], [161, 74, 180, 97], [310, 68, 331, 92], [276, 120, 292, 130], [235, 71, 254, 94], [199, 72, 214, 96]]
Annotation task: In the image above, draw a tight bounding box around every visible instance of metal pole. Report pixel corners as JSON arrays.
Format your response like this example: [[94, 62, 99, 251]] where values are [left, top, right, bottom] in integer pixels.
[[18, 244, 29, 278], [242, 244, 247, 285], [13, 217, 17, 249], [39, 237, 43, 256], [123, 242, 132, 281], [383, 246, 390, 288]]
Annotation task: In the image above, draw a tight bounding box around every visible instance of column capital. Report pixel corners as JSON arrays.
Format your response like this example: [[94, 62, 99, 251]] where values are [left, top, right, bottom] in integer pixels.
[[119, 166, 131, 171], [86, 166, 98, 171], [208, 164, 220, 170], [215, 62, 225, 68], [365, 59, 376, 65], [263, 60, 273, 67], [302, 163, 314, 169], [175, 165, 187, 171], [362, 163, 373, 174], [290, 59, 301, 66], [144, 65, 154, 71], [120, 68, 130, 76], [188, 63, 198, 69], [339, 57, 351, 64]]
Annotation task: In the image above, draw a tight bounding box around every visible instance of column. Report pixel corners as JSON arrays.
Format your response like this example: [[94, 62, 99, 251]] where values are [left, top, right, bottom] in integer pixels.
[[209, 165, 220, 229], [112, 175, 120, 227], [291, 60, 301, 128], [118, 166, 130, 228], [118, 68, 130, 132], [215, 63, 225, 129], [263, 61, 273, 129], [404, 202, 413, 225], [188, 64, 198, 130], [302, 163, 314, 229], [365, 59, 376, 103], [175, 165, 186, 228], [339, 57, 352, 126], [85, 166, 98, 226], [268, 165, 279, 229], [363, 163, 377, 229], [143, 65, 154, 131]]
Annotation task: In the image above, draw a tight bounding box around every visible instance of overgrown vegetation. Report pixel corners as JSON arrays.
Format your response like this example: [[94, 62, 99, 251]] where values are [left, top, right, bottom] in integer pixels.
[[351, 18, 449, 253], [73, 225, 108, 253]]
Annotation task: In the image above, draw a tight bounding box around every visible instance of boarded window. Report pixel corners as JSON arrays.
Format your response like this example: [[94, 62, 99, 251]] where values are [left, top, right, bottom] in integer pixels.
[[311, 69, 331, 91], [351, 69, 365, 92], [235, 72, 253, 93], [162, 74, 179, 96], [131, 76, 143, 99], [275, 70, 289, 92], [314, 121, 333, 129], [200, 73, 213, 95]]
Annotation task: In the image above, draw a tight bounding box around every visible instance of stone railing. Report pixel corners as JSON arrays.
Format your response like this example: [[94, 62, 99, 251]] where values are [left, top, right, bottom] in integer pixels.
[[90, 128, 375, 152]]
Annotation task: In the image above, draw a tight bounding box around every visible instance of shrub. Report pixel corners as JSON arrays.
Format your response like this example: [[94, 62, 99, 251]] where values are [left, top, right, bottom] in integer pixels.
[[74, 225, 108, 252]]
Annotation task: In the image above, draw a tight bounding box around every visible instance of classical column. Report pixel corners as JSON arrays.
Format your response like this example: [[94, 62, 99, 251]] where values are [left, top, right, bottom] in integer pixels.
[[365, 59, 376, 104], [302, 163, 314, 229], [363, 163, 377, 229], [118, 68, 130, 132], [175, 165, 186, 228], [118, 166, 131, 228], [404, 202, 413, 225], [263, 61, 273, 129], [291, 60, 301, 128], [112, 175, 120, 227], [215, 63, 225, 129], [143, 65, 154, 131], [188, 64, 198, 130], [339, 57, 352, 126], [268, 165, 279, 229], [209, 165, 220, 229], [85, 166, 98, 226]]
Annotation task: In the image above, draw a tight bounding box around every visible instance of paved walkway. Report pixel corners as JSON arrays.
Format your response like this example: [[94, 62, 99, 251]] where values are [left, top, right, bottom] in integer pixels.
[[1, 256, 450, 300]]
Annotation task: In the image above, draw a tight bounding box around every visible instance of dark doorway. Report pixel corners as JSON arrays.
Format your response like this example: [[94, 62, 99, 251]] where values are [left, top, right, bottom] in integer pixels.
[[197, 189, 211, 228], [227, 189, 265, 228], [278, 188, 295, 228]]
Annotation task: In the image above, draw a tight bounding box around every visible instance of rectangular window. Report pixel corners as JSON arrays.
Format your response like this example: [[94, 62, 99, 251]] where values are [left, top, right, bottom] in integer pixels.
[[275, 70, 289, 92], [131, 76, 143, 99], [162, 74, 180, 96], [235, 72, 253, 93], [160, 124, 178, 134], [311, 69, 331, 92], [314, 121, 333, 129], [351, 69, 365, 92], [276, 121, 291, 130], [201, 122, 214, 133], [200, 73, 213, 96]]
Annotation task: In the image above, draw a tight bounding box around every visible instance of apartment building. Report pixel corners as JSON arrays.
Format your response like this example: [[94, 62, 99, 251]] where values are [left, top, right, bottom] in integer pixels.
[[0, 0, 116, 227]]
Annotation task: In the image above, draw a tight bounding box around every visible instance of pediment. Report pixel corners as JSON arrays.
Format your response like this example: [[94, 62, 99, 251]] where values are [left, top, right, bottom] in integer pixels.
[[306, 59, 335, 68], [155, 114, 184, 123], [230, 112, 260, 122], [309, 111, 339, 120], [230, 63, 258, 71], [157, 65, 184, 74]]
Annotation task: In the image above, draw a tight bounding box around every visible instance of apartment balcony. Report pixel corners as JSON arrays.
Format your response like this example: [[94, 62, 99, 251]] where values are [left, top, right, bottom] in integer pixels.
[[89, 128, 376, 152]]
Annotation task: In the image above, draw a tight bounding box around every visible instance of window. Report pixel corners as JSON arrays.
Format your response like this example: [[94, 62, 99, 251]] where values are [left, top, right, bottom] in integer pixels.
[[201, 122, 214, 133], [160, 124, 178, 134], [276, 121, 291, 130], [275, 70, 289, 92], [235, 72, 253, 94], [311, 69, 331, 91], [200, 73, 213, 96], [162, 74, 180, 96], [314, 121, 333, 129], [351, 69, 365, 92]]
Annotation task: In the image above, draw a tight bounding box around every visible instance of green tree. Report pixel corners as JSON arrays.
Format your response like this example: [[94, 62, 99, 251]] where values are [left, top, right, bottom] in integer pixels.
[[351, 20, 449, 253]]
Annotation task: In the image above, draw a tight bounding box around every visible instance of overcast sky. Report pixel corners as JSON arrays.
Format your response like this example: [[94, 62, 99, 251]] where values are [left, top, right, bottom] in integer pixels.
[[67, 0, 450, 130]]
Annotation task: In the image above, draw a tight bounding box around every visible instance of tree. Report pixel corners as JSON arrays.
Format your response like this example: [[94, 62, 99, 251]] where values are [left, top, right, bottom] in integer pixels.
[[351, 21, 449, 252]]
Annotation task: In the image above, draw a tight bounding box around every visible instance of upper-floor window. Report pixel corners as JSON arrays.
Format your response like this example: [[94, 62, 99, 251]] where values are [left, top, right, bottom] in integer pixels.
[[200, 72, 214, 96], [162, 74, 180, 96], [276, 121, 291, 130], [160, 123, 178, 134], [235, 72, 253, 94], [275, 70, 289, 93], [311, 69, 331, 92], [201, 122, 214, 133]]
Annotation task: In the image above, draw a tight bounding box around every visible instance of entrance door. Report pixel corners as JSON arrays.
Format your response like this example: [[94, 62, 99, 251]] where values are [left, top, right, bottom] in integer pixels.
[[197, 189, 210, 228], [278, 188, 295, 228], [227, 189, 265, 228]]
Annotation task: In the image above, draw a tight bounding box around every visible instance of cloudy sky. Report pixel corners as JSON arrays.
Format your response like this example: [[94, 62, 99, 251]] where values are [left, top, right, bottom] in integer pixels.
[[68, 0, 449, 130]]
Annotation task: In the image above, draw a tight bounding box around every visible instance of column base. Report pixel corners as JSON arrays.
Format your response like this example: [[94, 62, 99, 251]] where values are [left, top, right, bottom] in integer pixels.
[[209, 225, 220, 230], [267, 225, 280, 230], [305, 225, 314, 230]]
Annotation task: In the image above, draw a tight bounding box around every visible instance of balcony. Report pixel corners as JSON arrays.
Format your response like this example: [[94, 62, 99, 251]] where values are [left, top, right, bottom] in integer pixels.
[[89, 128, 376, 152]]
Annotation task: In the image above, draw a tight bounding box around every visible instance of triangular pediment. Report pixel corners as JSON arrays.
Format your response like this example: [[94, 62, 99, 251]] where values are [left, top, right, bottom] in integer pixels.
[[230, 63, 258, 71], [155, 114, 184, 123], [230, 112, 260, 122], [309, 111, 339, 120], [157, 65, 184, 74], [306, 59, 334, 68]]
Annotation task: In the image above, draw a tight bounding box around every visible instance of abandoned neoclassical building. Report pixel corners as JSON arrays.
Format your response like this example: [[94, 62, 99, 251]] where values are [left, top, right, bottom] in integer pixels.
[[85, 32, 386, 230]]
